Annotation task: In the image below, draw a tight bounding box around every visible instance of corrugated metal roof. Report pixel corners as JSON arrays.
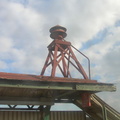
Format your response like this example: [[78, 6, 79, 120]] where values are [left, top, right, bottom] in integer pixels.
[[0, 111, 88, 120]]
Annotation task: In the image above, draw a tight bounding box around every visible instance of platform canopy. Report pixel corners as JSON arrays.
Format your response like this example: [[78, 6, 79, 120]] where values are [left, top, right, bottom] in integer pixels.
[[0, 72, 116, 108]]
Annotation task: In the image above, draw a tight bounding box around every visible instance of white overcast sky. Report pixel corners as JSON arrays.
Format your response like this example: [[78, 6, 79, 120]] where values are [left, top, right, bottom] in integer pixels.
[[0, 0, 120, 112]]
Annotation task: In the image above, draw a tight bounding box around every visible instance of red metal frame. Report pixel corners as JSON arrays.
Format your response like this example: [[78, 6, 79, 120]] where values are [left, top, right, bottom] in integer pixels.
[[40, 25, 92, 107], [41, 26, 88, 79]]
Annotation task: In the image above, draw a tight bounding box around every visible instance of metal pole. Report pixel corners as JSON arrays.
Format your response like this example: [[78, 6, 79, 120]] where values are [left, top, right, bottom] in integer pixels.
[[44, 106, 51, 120]]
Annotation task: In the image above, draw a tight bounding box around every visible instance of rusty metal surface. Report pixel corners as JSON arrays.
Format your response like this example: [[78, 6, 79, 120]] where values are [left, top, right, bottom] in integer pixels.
[[50, 25, 67, 39], [0, 72, 97, 83], [41, 25, 89, 79], [0, 71, 116, 109], [0, 72, 116, 88]]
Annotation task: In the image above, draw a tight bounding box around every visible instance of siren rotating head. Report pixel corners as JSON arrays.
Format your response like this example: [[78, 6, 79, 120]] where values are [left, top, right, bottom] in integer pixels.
[[50, 25, 67, 40]]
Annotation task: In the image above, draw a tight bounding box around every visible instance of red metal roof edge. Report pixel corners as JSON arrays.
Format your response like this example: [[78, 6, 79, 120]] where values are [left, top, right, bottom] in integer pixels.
[[0, 72, 112, 84]]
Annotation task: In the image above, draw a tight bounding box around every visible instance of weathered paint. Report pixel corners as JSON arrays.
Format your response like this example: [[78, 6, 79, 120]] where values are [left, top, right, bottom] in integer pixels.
[[0, 79, 116, 91], [41, 25, 88, 79]]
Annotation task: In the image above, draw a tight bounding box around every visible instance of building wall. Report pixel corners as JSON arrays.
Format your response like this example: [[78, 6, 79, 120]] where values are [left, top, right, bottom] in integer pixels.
[[0, 111, 90, 120]]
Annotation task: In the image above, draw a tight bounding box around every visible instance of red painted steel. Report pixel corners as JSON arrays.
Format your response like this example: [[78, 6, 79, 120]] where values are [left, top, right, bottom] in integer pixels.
[[81, 93, 91, 107], [40, 25, 93, 107], [40, 25, 88, 79], [0, 72, 98, 83]]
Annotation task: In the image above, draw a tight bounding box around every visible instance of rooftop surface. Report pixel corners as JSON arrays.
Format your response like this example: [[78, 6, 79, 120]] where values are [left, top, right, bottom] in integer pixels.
[[0, 72, 116, 106]]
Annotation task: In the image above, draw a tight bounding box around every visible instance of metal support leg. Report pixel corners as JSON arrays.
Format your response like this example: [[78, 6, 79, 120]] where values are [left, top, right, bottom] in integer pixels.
[[40, 106, 51, 120], [44, 106, 51, 120], [81, 93, 91, 107]]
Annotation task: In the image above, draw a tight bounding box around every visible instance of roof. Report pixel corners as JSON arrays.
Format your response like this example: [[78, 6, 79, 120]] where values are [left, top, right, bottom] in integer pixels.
[[0, 72, 116, 106], [0, 72, 98, 83]]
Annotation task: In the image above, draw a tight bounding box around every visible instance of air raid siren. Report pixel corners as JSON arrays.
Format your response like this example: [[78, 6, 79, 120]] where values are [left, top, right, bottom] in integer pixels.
[[41, 25, 89, 79], [50, 25, 67, 39]]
